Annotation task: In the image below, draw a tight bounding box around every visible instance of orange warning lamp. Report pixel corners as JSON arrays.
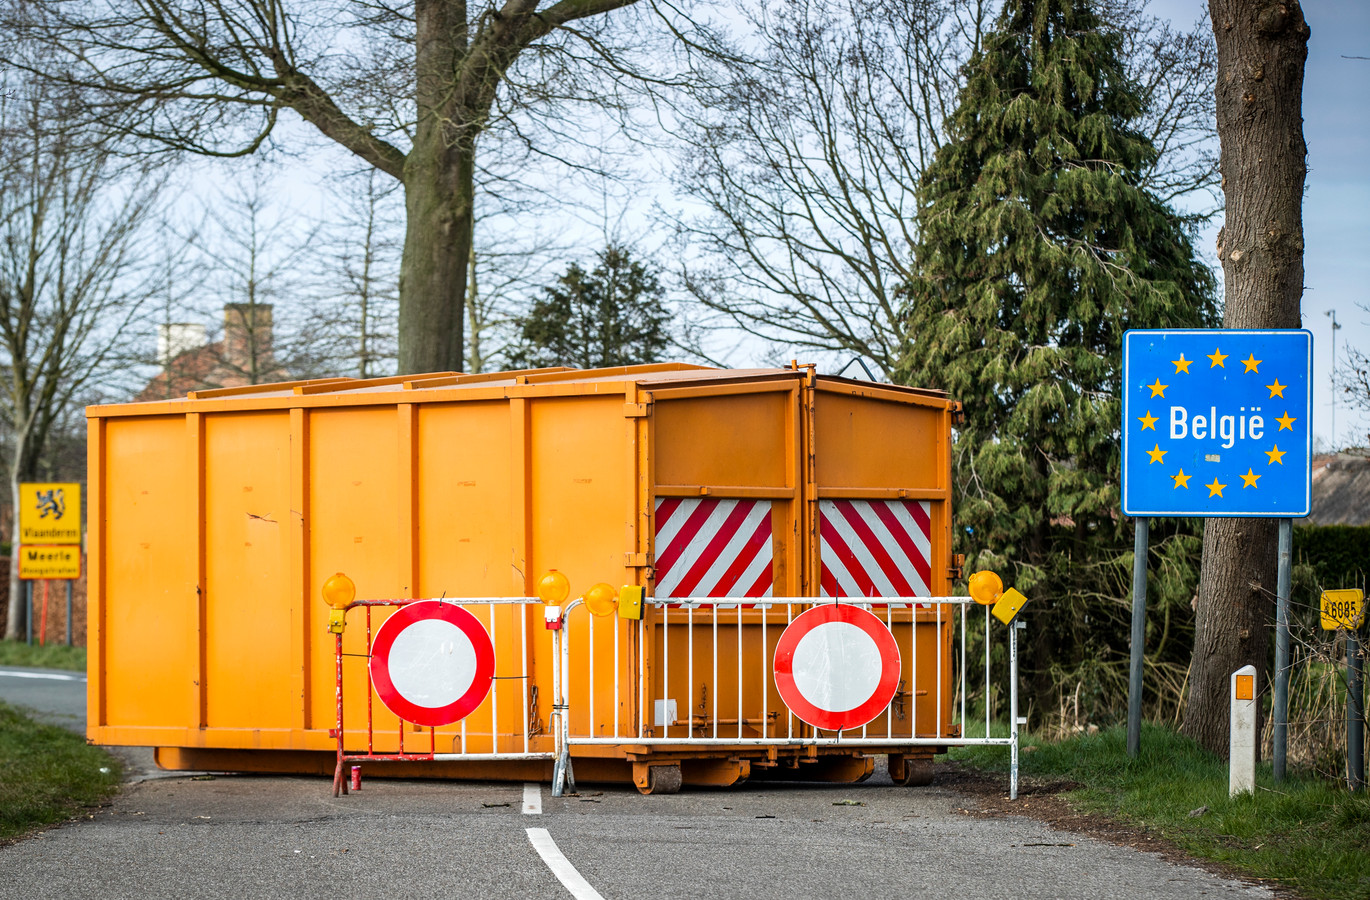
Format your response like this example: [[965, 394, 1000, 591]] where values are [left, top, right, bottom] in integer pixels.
[[584, 582, 618, 617], [968, 570, 1003, 606], [322, 572, 356, 635], [536, 569, 570, 605], [323, 572, 356, 609]]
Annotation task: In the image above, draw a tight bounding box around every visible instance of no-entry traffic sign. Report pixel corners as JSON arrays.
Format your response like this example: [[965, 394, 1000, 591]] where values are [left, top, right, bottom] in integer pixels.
[[772, 603, 901, 732], [369, 601, 495, 727]]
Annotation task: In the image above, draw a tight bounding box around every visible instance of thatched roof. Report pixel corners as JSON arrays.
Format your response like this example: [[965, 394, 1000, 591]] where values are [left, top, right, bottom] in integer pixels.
[[1305, 451, 1370, 526]]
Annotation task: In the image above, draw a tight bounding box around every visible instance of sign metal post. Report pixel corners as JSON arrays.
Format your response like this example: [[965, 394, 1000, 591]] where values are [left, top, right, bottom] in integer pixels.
[[1122, 330, 1312, 764]]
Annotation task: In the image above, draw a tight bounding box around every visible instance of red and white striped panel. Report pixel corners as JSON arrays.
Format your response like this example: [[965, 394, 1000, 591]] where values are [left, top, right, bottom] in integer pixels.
[[820, 499, 932, 598], [653, 498, 774, 599]]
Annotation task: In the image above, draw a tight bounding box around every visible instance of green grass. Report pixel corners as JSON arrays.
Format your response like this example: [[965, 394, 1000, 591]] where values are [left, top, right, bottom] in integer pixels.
[[953, 724, 1370, 900], [0, 700, 120, 841], [0, 640, 86, 671]]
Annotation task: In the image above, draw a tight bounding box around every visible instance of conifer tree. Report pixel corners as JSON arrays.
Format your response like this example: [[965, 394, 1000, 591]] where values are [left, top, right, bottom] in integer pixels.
[[897, 0, 1217, 718], [508, 245, 671, 370]]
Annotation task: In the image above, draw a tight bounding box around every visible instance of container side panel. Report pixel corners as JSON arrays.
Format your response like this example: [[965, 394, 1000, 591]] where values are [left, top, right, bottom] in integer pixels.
[[103, 416, 197, 728], [416, 403, 531, 752], [815, 393, 945, 490], [654, 393, 788, 489], [203, 412, 293, 730], [529, 395, 633, 739], [306, 407, 403, 742], [415, 401, 513, 597]]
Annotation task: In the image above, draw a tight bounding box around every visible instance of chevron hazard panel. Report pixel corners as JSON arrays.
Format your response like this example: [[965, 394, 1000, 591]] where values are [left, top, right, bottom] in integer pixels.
[[653, 497, 774, 599], [820, 499, 932, 598]]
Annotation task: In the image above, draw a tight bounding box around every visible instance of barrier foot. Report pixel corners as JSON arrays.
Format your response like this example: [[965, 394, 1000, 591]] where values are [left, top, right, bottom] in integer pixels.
[[332, 757, 349, 797], [551, 746, 575, 797]]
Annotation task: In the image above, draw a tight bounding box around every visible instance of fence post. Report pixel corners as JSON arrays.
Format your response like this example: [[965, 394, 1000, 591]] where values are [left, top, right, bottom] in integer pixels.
[[1350, 631, 1365, 793]]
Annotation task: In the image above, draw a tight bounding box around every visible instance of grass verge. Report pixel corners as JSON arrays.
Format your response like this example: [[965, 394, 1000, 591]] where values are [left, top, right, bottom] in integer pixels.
[[0, 700, 119, 842], [0, 640, 86, 671], [952, 723, 1370, 900]]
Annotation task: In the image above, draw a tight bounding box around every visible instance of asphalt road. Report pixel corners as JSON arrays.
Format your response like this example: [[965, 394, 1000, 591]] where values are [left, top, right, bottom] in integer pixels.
[[0, 670, 1272, 900]]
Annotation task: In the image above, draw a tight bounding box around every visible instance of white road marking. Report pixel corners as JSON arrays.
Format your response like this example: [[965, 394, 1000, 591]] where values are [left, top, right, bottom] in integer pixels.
[[523, 782, 542, 815], [526, 828, 605, 900], [0, 669, 85, 682]]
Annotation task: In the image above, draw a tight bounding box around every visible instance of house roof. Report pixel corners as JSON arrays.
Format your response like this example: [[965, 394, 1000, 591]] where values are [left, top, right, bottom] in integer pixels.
[[1305, 451, 1370, 526]]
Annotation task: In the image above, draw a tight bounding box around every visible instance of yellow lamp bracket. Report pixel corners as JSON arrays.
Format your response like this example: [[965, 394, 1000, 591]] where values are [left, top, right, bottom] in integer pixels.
[[991, 587, 1029, 625], [619, 585, 644, 620], [327, 608, 348, 635]]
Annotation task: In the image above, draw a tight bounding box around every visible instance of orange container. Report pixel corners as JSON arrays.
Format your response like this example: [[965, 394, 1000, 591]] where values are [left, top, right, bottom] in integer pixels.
[[86, 364, 960, 786]]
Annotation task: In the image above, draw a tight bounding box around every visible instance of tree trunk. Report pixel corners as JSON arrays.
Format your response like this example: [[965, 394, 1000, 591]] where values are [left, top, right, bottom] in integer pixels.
[[1182, 0, 1309, 757], [397, 136, 471, 375]]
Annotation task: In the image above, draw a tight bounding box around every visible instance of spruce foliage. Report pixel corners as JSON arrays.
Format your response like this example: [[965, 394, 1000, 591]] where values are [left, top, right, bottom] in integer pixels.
[[508, 245, 672, 370], [896, 0, 1217, 722]]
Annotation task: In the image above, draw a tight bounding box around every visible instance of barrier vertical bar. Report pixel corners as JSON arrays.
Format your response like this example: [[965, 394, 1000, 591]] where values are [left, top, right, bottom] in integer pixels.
[[333, 625, 346, 797], [491, 602, 499, 753], [761, 604, 769, 739], [959, 601, 967, 738], [985, 605, 991, 739], [885, 604, 893, 740], [637, 614, 645, 740], [662, 606, 669, 738], [1009, 619, 1020, 800], [613, 609, 621, 738], [737, 603, 743, 740], [911, 599, 918, 739], [366, 608, 374, 754], [936, 602, 943, 738], [688, 605, 695, 734], [588, 609, 595, 740], [712, 605, 719, 739], [522, 611, 530, 754]]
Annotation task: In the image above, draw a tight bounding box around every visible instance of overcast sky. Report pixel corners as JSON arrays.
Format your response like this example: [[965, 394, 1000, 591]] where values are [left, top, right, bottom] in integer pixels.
[[1150, 0, 1370, 452]]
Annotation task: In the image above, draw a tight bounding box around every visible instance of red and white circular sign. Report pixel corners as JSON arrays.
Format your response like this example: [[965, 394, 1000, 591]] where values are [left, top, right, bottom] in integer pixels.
[[773, 603, 901, 732], [369, 601, 495, 727]]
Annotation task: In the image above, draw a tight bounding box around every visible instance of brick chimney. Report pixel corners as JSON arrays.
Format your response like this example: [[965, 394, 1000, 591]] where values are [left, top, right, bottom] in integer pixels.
[[222, 303, 274, 382]]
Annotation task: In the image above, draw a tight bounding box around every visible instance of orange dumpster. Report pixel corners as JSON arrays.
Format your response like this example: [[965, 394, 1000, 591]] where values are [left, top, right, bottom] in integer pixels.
[[86, 364, 965, 789]]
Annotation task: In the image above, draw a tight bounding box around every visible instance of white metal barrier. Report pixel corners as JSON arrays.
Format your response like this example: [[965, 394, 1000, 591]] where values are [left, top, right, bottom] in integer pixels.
[[550, 597, 1023, 798], [331, 597, 553, 796]]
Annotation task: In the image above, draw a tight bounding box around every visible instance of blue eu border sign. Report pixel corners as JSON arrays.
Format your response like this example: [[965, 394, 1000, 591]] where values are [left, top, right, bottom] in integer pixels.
[[1121, 329, 1312, 517]]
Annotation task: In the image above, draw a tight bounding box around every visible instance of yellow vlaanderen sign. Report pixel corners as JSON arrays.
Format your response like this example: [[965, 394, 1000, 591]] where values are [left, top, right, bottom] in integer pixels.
[[1320, 589, 1365, 631], [19, 545, 82, 580], [18, 482, 81, 545]]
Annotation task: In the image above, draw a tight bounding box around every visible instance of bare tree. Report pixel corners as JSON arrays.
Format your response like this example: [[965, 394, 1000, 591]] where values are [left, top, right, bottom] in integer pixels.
[[4, 0, 649, 375], [0, 71, 161, 641], [666, 0, 1218, 375], [1182, 0, 1310, 756]]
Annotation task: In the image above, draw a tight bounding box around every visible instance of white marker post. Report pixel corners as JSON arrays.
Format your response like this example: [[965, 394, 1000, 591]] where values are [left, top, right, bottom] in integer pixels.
[[1230, 665, 1257, 797]]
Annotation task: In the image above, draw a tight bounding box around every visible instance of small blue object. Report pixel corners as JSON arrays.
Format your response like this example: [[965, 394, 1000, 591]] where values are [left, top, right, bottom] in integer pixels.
[[1121, 329, 1312, 517]]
